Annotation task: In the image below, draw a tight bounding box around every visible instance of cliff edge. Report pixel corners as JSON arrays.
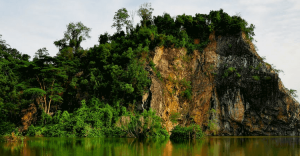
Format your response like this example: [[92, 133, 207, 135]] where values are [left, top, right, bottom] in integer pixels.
[[143, 31, 300, 136]]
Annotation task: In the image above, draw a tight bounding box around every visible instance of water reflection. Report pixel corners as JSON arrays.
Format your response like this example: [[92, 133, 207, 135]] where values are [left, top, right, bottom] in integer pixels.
[[1, 136, 300, 156]]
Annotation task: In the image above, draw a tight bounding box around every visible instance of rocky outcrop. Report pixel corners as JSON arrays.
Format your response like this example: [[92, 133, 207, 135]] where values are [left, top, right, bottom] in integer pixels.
[[20, 103, 38, 132], [144, 31, 300, 136]]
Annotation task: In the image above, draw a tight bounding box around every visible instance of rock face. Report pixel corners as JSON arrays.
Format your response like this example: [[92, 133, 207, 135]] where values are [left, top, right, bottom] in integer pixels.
[[144, 31, 300, 136], [20, 103, 38, 132]]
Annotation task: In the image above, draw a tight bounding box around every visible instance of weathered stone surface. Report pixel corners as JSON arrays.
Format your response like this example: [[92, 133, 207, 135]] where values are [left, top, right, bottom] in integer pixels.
[[144, 31, 300, 136], [20, 103, 38, 132]]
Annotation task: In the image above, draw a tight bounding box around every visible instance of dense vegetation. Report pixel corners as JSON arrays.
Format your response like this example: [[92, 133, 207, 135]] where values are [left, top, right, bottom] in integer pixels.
[[0, 3, 258, 138]]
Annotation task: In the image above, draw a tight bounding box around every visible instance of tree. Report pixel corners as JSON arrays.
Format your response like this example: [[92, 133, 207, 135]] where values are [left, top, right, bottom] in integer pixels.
[[0, 34, 10, 50], [99, 32, 111, 44], [25, 56, 67, 115], [111, 8, 133, 34], [54, 22, 91, 54], [34, 47, 49, 59], [137, 2, 154, 27]]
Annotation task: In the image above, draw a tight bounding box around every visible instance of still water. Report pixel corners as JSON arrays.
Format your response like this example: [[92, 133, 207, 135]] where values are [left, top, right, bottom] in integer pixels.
[[1, 136, 300, 156]]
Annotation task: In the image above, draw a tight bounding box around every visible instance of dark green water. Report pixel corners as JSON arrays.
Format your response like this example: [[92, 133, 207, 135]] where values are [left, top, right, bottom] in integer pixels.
[[1, 136, 300, 156]]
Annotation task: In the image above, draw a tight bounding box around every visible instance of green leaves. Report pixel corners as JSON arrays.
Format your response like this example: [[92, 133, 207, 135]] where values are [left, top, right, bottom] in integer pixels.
[[289, 89, 298, 98], [170, 124, 204, 140], [252, 75, 260, 81], [54, 22, 91, 54], [137, 2, 154, 27], [120, 83, 134, 94], [23, 88, 46, 97], [34, 47, 49, 59], [170, 112, 180, 124], [112, 8, 132, 33]]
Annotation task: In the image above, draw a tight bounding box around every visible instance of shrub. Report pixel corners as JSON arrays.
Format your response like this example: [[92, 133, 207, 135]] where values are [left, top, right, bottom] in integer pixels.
[[170, 112, 180, 124], [227, 67, 236, 73], [289, 89, 298, 98], [149, 60, 155, 68], [149, 60, 163, 80], [236, 72, 241, 77], [179, 78, 191, 88], [27, 125, 36, 136], [223, 71, 228, 77], [252, 75, 260, 81], [264, 76, 271, 80], [125, 108, 169, 138], [255, 63, 262, 70], [181, 88, 192, 100], [207, 109, 217, 135], [0, 122, 15, 136], [170, 124, 204, 140]]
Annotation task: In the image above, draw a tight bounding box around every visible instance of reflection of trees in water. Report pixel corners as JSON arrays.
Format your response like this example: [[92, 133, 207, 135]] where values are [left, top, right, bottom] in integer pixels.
[[169, 137, 300, 156], [268, 137, 300, 147], [170, 139, 206, 156], [2, 137, 300, 156], [0, 137, 169, 156]]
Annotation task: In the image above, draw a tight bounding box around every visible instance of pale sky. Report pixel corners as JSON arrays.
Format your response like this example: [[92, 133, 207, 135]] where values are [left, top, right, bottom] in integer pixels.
[[1, 0, 299, 99]]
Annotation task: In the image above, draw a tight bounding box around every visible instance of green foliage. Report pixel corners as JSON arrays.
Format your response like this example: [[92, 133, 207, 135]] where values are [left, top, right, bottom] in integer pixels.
[[54, 22, 91, 53], [252, 75, 260, 81], [207, 109, 218, 135], [222, 67, 237, 78], [170, 112, 180, 124], [137, 3, 154, 27], [25, 98, 168, 139], [170, 124, 204, 140], [236, 72, 241, 78], [181, 88, 192, 100], [223, 71, 228, 78], [179, 78, 192, 100], [112, 8, 132, 33], [0, 5, 258, 138], [271, 65, 284, 74], [0, 122, 15, 136], [255, 63, 262, 70], [289, 89, 298, 98], [23, 88, 47, 97], [264, 76, 271, 80], [149, 60, 163, 81], [122, 108, 169, 138], [227, 67, 236, 73]]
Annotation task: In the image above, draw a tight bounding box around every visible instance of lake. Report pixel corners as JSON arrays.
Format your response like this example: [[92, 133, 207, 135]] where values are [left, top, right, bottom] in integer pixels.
[[1, 136, 300, 156]]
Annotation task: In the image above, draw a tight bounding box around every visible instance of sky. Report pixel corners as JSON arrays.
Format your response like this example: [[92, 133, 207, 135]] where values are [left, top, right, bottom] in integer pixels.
[[1, 0, 299, 99]]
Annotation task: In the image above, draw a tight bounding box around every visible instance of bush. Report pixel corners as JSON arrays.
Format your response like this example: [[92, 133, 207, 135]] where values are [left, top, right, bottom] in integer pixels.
[[181, 88, 192, 100], [264, 76, 271, 80], [227, 67, 236, 73], [252, 75, 260, 81], [289, 89, 298, 98], [126, 108, 169, 139], [170, 124, 204, 140], [170, 112, 180, 124], [255, 63, 262, 70], [207, 109, 217, 135], [0, 122, 15, 136]]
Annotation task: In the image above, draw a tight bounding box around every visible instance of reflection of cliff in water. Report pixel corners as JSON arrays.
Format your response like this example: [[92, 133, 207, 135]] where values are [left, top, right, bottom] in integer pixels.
[[1, 137, 300, 156]]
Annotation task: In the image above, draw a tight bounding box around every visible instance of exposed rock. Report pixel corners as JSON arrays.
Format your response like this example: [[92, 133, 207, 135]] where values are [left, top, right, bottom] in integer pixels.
[[144, 31, 300, 136], [20, 104, 38, 132]]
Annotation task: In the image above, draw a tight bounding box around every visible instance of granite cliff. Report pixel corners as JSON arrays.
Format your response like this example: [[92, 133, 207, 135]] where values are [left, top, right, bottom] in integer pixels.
[[142, 31, 300, 136]]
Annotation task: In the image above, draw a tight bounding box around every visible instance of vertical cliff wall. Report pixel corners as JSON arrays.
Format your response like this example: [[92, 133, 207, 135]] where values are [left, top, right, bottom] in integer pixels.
[[144, 31, 300, 136]]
